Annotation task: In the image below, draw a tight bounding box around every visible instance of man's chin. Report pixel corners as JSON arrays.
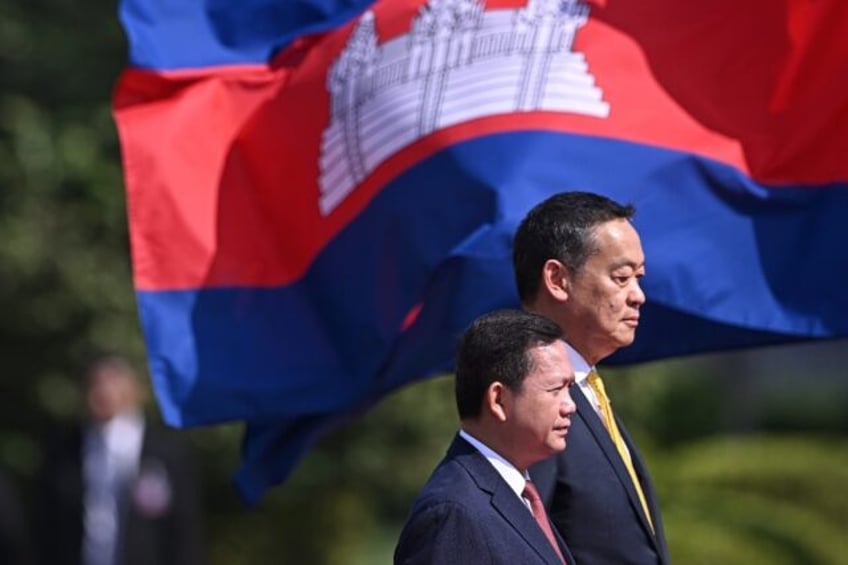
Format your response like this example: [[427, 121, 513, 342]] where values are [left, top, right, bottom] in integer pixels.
[[548, 440, 568, 454], [617, 332, 637, 347]]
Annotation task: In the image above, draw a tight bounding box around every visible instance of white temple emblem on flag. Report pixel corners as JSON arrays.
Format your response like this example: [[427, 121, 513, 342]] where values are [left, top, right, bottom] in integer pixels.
[[319, 0, 609, 215]]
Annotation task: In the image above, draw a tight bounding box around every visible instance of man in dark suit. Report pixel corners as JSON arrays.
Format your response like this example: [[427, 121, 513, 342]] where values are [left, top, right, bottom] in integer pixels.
[[34, 355, 204, 565], [395, 310, 577, 564], [513, 191, 670, 564]]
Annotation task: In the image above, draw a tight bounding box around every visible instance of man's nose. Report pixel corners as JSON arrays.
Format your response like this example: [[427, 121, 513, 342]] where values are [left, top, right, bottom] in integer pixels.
[[560, 393, 577, 416], [629, 280, 646, 305]]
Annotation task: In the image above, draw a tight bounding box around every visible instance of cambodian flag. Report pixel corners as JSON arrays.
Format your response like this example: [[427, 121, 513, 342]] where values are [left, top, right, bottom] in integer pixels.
[[114, 0, 848, 502]]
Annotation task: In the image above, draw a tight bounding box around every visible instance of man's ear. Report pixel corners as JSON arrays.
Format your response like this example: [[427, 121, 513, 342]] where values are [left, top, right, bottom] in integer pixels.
[[541, 259, 569, 301], [485, 382, 509, 422]]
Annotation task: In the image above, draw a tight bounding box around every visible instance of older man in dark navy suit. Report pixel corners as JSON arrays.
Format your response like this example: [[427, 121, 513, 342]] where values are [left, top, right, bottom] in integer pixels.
[[514, 191, 670, 564], [395, 310, 577, 565]]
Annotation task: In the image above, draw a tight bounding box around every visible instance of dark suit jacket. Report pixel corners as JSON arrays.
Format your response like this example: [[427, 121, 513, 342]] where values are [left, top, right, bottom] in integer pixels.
[[395, 434, 575, 565], [34, 421, 204, 565], [531, 387, 670, 564], [0, 470, 30, 565]]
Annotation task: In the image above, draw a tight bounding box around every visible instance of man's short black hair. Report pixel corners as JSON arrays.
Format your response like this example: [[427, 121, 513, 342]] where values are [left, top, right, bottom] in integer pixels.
[[455, 309, 563, 420], [513, 191, 635, 303]]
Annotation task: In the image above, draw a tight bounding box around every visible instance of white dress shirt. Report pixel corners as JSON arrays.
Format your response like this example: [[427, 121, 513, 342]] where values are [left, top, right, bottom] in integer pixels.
[[82, 412, 145, 565], [565, 342, 604, 419], [459, 429, 533, 511]]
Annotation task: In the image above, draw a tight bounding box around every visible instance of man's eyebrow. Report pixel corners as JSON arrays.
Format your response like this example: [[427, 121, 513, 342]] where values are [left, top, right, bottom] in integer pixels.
[[609, 259, 644, 270]]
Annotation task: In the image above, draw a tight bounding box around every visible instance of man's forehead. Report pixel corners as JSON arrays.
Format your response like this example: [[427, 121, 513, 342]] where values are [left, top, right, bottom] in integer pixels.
[[530, 340, 571, 365], [587, 224, 644, 264], [88, 365, 136, 385]]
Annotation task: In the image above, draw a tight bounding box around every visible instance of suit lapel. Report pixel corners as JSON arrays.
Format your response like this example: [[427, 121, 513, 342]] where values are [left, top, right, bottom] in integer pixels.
[[451, 436, 571, 565], [572, 388, 657, 542], [489, 481, 575, 565], [69, 427, 86, 516], [617, 419, 669, 562]]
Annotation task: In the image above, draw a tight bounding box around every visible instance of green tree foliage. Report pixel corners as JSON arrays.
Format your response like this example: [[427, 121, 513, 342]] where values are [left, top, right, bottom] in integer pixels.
[[0, 0, 140, 481], [656, 436, 848, 564]]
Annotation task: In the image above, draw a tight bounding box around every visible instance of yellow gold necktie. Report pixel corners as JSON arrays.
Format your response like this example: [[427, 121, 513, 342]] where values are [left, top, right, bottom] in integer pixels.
[[586, 370, 654, 533]]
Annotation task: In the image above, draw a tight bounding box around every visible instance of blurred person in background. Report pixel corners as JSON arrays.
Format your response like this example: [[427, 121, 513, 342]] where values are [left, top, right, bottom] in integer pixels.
[[34, 354, 205, 565], [514, 192, 669, 564]]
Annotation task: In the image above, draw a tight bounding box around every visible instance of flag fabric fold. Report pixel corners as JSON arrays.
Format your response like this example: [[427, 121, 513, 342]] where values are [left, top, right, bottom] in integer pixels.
[[114, 0, 848, 503]]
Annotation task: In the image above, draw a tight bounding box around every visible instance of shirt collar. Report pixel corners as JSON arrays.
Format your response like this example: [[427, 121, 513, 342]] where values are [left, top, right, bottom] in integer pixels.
[[565, 342, 593, 385], [90, 411, 145, 458], [459, 429, 528, 499], [97, 410, 143, 436]]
